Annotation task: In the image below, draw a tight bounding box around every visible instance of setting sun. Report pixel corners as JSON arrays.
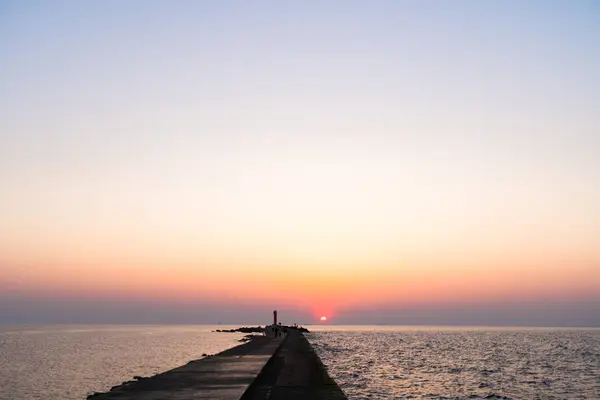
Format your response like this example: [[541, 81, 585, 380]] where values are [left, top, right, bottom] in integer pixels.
[[320, 316, 327, 321]]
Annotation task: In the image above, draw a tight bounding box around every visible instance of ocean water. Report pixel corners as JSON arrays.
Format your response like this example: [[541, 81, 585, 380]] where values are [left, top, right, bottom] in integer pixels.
[[1, 325, 598, 399], [0, 325, 245, 400], [308, 326, 600, 400]]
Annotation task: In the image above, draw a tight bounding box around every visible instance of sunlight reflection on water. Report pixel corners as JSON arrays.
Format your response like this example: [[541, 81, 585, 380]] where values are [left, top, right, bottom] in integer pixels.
[[308, 326, 600, 400]]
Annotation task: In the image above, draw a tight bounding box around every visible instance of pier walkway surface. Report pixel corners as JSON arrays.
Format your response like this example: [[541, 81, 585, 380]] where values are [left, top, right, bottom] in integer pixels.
[[242, 330, 347, 400], [88, 330, 347, 400]]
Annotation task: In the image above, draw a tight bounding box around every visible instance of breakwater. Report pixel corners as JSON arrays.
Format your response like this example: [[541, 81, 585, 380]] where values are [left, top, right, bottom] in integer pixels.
[[242, 330, 348, 399], [87, 330, 347, 399]]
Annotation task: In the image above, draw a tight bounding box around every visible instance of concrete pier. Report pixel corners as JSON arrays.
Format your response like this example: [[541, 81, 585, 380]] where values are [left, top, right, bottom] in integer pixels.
[[242, 330, 347, 400], [88, 330, 347, 400]]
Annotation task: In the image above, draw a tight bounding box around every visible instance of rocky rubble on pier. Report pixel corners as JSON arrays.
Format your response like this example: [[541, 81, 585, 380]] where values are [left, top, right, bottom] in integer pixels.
[[214, 325, 310, 333], [214, 326, 265, 333]]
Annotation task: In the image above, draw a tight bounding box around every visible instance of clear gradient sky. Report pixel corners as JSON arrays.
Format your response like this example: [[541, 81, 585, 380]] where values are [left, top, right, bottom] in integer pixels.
[[1, 1, 599, 326]]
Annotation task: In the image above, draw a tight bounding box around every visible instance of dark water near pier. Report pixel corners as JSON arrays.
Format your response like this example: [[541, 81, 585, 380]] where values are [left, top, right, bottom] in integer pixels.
[[309, 326, 600, 399]]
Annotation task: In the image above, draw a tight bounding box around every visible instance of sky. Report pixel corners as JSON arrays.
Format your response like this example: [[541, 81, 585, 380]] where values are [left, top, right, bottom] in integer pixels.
[[1, 1, 599, 326]]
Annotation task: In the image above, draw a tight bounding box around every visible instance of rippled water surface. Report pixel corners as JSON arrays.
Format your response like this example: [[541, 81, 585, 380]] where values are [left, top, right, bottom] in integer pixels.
[[0, 325, 244, 400], [309, 326, 600, 400]]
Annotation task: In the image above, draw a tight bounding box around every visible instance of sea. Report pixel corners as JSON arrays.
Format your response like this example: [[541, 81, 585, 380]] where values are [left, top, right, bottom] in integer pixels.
[[0, 325, 598, 400], [309, 326, 600, 400]]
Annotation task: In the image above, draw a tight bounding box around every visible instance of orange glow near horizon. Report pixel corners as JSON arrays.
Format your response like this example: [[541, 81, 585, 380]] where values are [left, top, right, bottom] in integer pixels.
[[2, 249, 598, 314], [1, 205, 599, 316]]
